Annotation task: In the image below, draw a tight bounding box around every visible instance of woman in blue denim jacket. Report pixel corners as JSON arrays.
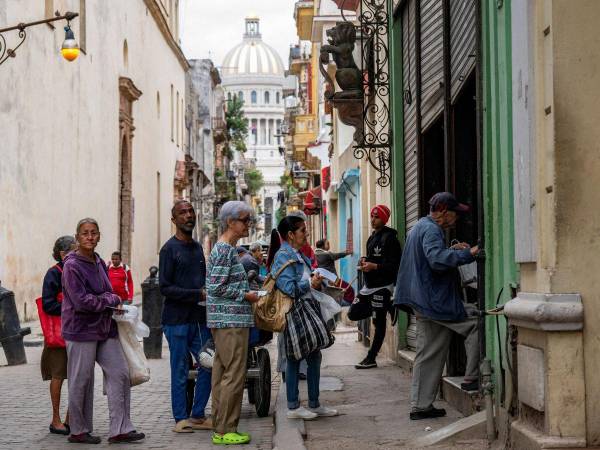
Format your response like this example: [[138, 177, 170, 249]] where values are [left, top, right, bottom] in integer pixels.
[[270, 216, 338, 421]]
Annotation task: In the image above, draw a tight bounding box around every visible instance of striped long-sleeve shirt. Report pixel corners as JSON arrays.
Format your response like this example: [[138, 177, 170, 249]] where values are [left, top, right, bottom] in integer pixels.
[[206, 241, 254, 328]]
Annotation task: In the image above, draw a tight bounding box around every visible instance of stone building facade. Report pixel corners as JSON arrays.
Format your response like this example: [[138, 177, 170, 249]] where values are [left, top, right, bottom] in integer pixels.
[[0, 0, 187, 319]]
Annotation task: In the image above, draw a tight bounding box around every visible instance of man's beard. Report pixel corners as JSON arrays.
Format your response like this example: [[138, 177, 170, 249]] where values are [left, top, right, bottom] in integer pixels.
[[179, 222, 195, 235]]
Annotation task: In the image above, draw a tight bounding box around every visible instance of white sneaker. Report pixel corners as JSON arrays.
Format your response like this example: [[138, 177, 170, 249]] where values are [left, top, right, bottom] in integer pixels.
[[287, 406, 318, 420], [309, 405, 338, 417]]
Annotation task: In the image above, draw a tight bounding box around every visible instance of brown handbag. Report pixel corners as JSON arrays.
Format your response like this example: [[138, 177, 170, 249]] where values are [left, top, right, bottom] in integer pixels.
[[253, 260, 296, 332]]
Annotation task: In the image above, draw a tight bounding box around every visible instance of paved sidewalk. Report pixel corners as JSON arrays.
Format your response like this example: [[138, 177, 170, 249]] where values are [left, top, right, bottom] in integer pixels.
[[0, 335, 276, 450], [293, 326, 487, 450]]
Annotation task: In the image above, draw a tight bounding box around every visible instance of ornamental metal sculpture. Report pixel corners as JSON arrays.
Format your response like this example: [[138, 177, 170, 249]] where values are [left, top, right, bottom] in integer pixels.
[[320, 0, 391, 187]]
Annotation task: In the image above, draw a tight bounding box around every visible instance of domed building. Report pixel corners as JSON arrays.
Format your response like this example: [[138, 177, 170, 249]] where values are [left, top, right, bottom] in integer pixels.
[[222, 17, 286, 236]]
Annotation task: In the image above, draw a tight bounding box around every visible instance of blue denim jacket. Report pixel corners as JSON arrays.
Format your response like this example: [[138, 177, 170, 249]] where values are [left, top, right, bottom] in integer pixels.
[[271, 241, 311, 300], [394, 216, 474, 321]]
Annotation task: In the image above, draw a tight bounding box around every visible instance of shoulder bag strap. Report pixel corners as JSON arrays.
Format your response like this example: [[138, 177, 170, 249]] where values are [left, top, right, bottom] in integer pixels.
[[273, 259, 297, 281]]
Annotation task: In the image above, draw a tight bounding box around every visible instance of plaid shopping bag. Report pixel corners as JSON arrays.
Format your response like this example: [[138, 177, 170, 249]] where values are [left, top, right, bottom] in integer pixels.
[[284, 297, 334, 361]]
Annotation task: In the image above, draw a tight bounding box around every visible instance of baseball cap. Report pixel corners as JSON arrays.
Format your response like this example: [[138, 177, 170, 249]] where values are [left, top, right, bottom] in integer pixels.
[[428, 192, 470, 213]]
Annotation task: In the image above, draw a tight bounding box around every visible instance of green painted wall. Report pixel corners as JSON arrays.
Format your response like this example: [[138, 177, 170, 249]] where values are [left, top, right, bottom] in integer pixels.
[[389, 2, 408, 349], [481, 0, 519, 404]]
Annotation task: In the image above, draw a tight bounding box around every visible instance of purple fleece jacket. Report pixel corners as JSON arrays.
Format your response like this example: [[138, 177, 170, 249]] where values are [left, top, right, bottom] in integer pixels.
[[61, 252, 121, 342]]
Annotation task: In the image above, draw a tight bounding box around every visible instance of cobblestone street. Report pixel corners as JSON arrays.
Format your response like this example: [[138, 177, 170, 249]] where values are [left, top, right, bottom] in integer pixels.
[[0, 341, 276, 450]]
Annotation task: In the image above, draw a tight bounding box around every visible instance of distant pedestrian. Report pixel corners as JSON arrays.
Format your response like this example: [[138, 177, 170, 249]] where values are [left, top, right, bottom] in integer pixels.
[[41, 235, 76, 436], [271, 215, 338, 421], [206, 201, 259, 445], [239, 242, 265, 290], [62, 218, 144, 444], [355, 205, 402, 369], [314, 239, 351, 277], [159, 200, 212, 433], [394, 192, 479, 420], [107, 251, 134, 304]]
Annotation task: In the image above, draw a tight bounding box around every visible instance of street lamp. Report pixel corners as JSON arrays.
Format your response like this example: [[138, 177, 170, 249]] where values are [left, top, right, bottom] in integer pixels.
[[61, 25, 80, 61], [0, 11, 79, 66]]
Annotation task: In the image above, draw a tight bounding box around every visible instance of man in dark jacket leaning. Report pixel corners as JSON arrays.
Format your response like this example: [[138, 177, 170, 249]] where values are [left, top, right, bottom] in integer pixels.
[[355, 205, 402, 369], [394, 192, 479, 420]]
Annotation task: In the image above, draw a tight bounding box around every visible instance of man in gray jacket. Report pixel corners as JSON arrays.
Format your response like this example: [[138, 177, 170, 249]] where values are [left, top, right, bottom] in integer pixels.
[[394, 192, 480, 420], [314, 239, 351, 277]]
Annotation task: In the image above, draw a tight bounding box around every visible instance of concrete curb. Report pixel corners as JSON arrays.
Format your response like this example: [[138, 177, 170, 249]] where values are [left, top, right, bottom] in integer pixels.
[[272, 379, 307, 450], [405, 410, 487, 447]]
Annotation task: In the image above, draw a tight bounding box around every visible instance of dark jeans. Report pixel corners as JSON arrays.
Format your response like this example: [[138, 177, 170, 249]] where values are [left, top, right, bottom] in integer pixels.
[[286, 350, 322, 409], [164, 323, 212, 422], [367, 289, 392, 359], [367, 307, 387, 359]]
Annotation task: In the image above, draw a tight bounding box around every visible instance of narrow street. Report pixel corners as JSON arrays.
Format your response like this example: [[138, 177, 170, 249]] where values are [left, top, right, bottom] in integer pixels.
[[1, 319, 486, 450], [0, 335, 275, 450]]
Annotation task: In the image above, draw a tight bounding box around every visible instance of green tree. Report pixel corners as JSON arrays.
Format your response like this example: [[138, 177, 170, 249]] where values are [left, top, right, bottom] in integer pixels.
[[245, 168, 264, 196], [226, 97, 248, 153]]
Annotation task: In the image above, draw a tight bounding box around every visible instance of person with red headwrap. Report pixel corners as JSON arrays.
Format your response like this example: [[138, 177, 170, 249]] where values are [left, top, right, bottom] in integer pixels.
[[353, 204, 402, 369]]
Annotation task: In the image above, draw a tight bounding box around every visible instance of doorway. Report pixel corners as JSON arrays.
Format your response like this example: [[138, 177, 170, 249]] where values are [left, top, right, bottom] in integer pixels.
[[118, 77, 142, 264]]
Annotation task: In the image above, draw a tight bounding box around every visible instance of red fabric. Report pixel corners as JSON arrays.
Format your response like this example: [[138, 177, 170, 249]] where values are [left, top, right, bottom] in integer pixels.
[[303, 186, 322, 216], [36, 265, 65, 348], [370, 204, 391, 224], [322, 166, 331, 192], [333, 0, 360, 11], [107, 264, 134, 302], [301, 243, 318, 269]]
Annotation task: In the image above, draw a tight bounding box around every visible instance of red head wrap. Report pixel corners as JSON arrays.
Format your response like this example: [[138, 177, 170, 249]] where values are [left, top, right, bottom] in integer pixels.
[[370, 205, 391, 224]]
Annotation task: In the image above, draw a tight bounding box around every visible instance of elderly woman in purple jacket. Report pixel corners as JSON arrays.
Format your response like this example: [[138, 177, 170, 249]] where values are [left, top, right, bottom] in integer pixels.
[[61, 218, 144, 445]]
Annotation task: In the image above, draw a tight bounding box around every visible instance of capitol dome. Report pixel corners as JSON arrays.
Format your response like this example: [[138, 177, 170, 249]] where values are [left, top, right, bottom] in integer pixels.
[[221, 17, 285, 77]]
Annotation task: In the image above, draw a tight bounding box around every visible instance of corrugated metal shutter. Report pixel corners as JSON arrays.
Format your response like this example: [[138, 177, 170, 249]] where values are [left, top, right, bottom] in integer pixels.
[[403, 0, 419, 231], [450, 0, 476, 102], [419, 0, 444, 131]]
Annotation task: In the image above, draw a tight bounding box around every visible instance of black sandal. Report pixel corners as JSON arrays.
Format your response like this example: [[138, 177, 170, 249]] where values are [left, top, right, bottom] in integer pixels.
[[49, 424, 70, 435]]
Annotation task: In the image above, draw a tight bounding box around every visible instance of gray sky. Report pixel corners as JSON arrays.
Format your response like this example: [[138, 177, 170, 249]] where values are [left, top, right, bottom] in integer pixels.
[[180, 0, 299, 71]]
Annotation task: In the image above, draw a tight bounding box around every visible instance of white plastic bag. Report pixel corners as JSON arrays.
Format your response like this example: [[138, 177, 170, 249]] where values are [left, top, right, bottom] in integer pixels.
[[113, 305, 150, 386], [311, 288, 342, 323], [112, 305, 150, 339], [458, 262, 478, 289], [116, 321, 151, 386]]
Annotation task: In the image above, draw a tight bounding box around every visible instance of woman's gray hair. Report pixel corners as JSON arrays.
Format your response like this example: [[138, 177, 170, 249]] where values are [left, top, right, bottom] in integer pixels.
[[76, 217, 100, 235], [218, 201, 254, 231], [53, 235, 76, 262], [249, 242, 262, 253]]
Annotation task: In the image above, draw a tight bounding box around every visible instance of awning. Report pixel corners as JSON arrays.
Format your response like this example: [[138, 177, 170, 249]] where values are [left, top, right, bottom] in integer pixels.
[[303, 186, 322, 216], [335, 168, 360, 194], [333, 0, 360, 11]]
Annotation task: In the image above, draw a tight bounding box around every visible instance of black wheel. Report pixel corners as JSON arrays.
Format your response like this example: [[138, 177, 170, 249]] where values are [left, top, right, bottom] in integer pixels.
[[247, 379, 257, 404], [254, 348, 271, 417]]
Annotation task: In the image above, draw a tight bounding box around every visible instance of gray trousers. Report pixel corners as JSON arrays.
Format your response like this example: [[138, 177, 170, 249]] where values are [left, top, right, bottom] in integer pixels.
[[66, 338, 135, 437], [410, 316, 479, 411]]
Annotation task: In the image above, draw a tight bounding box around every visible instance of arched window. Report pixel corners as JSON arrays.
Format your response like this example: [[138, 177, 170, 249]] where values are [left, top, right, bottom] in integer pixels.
[[238, 91, 244, 102], [264, 91, 270, 104], [251, 91, 257, 104], [276, 92, 280, 104]]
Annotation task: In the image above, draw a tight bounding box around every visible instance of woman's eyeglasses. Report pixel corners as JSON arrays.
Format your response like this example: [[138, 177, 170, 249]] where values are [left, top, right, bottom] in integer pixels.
[[235, 217, 255, 225]]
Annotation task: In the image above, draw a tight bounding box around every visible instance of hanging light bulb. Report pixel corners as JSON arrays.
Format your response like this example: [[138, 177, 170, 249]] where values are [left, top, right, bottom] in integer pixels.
[[61, 25, 79, 61]]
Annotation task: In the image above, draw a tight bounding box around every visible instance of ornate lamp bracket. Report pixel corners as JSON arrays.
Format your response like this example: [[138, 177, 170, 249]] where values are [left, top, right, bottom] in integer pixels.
[[320, 0, 392, 187], [0, 11, 79, 66]]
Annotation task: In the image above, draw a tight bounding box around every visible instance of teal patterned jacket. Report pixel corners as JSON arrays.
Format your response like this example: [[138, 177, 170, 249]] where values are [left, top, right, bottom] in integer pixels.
[[206, 241, 254, 328]]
